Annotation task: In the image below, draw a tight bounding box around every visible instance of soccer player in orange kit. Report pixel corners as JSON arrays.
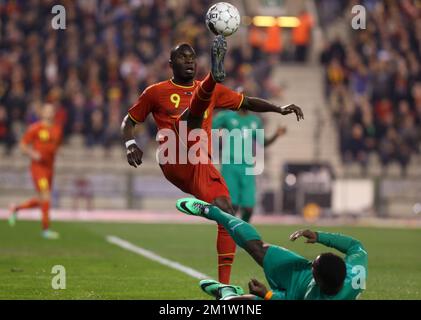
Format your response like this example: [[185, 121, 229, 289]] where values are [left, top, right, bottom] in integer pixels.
[[8, 103, 62, 239], [121, 36, 304, 284]]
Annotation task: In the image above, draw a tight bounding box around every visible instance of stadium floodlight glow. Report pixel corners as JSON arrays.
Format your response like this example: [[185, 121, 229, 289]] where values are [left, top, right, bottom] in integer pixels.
[[277, 16, 300, 28], [246, 16, 301, 28], [252, 16, 277, 27]]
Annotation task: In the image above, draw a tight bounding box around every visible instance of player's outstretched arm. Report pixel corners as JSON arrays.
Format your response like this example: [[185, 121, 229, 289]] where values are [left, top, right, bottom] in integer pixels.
[[241, 96, 304, 122], [121, 115, 143, 168], [290, 229, 365, 253], [313, 231, 367, 267]]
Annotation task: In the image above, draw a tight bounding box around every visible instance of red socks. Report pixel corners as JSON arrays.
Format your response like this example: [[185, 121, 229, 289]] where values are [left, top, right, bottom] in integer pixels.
[[41, 200, 50, 230], [201, 73, 217, 93], [189, 73, 217, 117], [217, 223, 237, 284]]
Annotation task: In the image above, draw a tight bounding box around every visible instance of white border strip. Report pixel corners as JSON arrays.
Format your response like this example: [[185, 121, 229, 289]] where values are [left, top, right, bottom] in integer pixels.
[[106, 235, 210, 280]]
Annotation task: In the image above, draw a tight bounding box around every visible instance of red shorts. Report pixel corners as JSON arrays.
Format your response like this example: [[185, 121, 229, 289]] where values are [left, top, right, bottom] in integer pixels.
[[31, 165, 53, 192], [160, 162, 230, 203]]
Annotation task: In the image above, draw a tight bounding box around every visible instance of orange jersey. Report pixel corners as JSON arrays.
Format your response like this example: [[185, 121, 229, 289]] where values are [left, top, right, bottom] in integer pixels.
[[128, 79, 244, 142], [21, 121, 62, 168]]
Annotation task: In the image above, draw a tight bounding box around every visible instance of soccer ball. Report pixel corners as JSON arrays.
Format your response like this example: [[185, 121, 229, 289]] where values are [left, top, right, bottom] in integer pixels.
[[205, 2, 241, 37]]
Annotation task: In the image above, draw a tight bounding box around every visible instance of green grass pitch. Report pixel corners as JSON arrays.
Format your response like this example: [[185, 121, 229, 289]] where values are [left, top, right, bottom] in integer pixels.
[[1, 220, 420, 299]]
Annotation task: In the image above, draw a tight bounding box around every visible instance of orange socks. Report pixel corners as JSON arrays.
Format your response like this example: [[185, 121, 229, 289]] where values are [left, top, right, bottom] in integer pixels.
[[216, 223, 237, 284]]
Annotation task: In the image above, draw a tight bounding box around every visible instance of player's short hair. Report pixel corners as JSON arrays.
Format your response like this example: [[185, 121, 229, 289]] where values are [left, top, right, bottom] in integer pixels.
[[313, 253, 346, 296], [170, 43, 195, 61]]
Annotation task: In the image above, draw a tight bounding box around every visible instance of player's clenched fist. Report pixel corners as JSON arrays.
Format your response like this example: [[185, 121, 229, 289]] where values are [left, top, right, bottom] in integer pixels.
[[248, 278, 269, 298], [126, 144, 143, 168]]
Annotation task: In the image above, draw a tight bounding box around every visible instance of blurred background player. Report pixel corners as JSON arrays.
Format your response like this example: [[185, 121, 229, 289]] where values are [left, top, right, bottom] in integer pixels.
[[121, 37, 303, 284], [8, 103, 62, 239], [213, 87, 287, 223], [176, 198, 368, 300]]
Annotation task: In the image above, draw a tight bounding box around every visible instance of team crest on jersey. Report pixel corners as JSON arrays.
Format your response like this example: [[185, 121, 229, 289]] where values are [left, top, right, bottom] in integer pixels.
[[38, 129, 50, 142]]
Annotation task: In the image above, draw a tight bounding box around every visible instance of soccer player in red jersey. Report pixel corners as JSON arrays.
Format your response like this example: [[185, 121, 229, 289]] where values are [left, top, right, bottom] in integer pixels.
[[121, 36, 304, 284], [8, 103, 62, 239]]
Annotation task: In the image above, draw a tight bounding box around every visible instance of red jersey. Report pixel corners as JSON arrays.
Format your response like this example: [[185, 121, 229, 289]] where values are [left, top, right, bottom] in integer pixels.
[[128, 79, 243, 137], [21, 122, 62, 168]]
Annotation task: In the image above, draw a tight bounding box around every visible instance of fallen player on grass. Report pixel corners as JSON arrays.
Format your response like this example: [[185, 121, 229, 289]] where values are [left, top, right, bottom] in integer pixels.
[[176, 198, 368, 300]]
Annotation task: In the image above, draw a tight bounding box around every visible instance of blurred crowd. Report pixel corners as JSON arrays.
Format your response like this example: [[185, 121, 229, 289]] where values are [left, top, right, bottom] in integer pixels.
[[0, 0, 287, 155], [320, 0, 421, 176]]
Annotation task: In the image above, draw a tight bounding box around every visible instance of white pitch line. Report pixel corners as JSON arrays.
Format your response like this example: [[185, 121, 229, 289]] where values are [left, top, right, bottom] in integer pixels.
[[106, 235, 210, 280]]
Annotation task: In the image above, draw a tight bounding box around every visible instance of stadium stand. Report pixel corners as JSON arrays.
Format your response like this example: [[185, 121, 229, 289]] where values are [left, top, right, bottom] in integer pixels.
[[0, 0, 287, 154], [319, 0, 421, 177], [1, 0, 419, 217], [0, 0, 305, 210]]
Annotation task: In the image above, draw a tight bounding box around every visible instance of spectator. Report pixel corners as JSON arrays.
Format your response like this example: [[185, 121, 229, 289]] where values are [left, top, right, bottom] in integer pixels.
[[0, 1, 279, 153], [320, 0, 421, 176], [292, 10, 314, 62], [86, 109, 106, 147], [0, 104, 15, 154], [344, 123, 369, 174], [262, 24, 283, 59]]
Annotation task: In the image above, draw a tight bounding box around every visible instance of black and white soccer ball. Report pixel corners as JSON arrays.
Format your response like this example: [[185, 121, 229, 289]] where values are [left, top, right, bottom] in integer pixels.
[[205, 2, 241, 37]]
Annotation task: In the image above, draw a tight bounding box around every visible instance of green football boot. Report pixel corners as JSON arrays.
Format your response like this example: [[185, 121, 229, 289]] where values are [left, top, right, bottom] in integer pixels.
[[199, 279, 244, 300], [8, 204, 17, 227], [176, 198, 211, 218]]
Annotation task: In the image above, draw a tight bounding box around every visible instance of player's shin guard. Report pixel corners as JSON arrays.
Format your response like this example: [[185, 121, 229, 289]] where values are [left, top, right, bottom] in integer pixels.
[[210, 206, 261, 249], [189, 73, 216, 118], [16, 198, 40, 211], [217, 224, 236, 284], [41, 201, 50, 230]]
